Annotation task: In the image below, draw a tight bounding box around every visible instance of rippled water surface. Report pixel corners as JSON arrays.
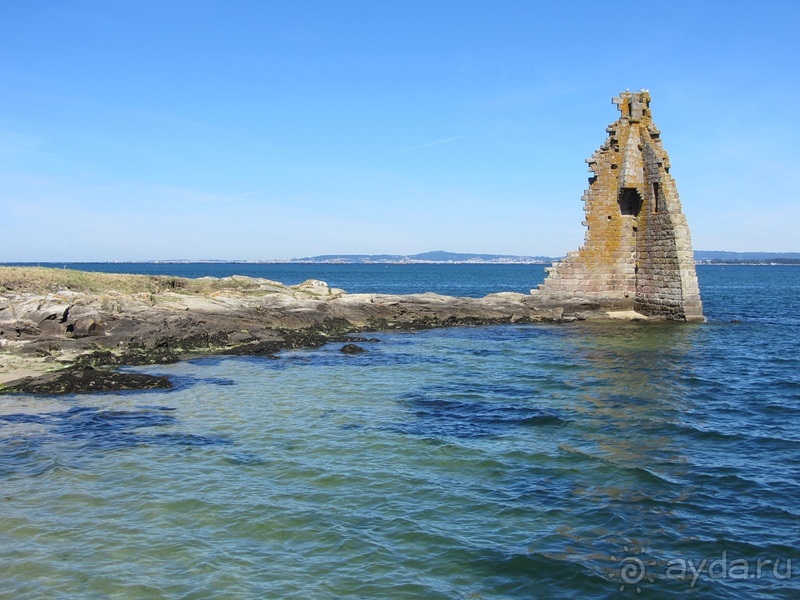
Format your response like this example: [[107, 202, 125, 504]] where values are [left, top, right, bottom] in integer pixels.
[[1, 266, 799, 598]]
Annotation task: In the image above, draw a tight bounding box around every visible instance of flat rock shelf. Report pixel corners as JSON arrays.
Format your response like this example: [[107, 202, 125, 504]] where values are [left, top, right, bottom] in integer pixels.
[[1, 266, 645, 394]]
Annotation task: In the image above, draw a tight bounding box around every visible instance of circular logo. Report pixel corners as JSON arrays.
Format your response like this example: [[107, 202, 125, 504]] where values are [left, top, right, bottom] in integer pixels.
[[620, 556, 647, 584], [612, 545, 656, 593]]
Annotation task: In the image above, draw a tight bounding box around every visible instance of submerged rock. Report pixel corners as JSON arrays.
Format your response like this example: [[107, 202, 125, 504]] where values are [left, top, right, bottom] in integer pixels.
[[340, 344, 366, 354], [3, 367, 173, 395]]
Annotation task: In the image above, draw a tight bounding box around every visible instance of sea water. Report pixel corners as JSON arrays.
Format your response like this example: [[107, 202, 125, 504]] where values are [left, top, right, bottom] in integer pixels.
[[0, 265, 798, 599]]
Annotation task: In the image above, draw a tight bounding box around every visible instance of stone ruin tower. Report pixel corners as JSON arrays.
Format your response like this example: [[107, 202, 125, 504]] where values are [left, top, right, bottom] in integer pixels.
[[534, 90, 703, 321]]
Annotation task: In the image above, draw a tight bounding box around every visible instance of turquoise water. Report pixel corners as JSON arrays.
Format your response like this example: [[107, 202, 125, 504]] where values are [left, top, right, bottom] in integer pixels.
[[1, 266, 799, 598]]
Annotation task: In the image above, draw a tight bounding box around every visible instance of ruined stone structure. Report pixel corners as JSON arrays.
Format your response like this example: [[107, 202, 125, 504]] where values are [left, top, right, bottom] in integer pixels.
[[534, 90, 703, 321]]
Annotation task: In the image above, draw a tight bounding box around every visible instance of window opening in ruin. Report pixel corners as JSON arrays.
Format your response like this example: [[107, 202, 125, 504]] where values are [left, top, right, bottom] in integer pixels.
[[618, 188, 642, 216]]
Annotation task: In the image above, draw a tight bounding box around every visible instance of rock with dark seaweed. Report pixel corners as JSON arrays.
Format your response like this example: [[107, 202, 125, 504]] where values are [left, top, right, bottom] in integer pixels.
[[2, 367, 173, 395], [340, 344, 366, 354], [74, 348, 180, 368], [221, 341, 283, 357], [329, 335, 381, 343]]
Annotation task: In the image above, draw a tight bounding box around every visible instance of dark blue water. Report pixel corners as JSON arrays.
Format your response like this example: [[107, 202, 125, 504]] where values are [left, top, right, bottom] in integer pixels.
[[1, 265, 798, 599]]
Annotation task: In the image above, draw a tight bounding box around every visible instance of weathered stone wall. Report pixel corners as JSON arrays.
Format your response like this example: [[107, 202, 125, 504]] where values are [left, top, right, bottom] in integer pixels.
[[533, 91, 703, 321]]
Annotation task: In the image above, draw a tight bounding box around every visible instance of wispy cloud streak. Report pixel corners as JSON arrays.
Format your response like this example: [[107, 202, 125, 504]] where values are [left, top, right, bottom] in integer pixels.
[[228, 185, 275, 201]]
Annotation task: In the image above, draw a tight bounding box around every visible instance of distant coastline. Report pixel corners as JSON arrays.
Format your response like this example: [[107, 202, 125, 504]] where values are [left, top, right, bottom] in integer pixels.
[[1, 251, 557, 266], [698, 260, 800, 265], [3, 250, 800, 266], [693, 251, 800, 265], [154, 251, 559, 265]]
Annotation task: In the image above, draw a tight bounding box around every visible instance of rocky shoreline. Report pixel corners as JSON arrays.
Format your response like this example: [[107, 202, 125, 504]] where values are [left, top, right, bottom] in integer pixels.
[[0, 266, 630, 395]]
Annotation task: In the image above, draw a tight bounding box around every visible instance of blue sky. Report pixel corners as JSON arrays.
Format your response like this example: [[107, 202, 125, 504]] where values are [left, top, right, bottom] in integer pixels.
[[1, 1, 798, 261]]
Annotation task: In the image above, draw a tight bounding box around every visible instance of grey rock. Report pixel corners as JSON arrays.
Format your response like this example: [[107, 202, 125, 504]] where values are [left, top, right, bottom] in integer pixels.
[[0, 268, 659, 395]]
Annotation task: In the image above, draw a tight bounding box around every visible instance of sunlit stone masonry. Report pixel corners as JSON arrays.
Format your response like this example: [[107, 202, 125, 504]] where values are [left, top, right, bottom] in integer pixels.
[[533, 90, 704, 321]]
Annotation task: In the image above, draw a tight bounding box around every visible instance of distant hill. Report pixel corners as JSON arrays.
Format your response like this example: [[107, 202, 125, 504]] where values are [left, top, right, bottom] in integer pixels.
[[291, 250, 556, 264], [295, 254, 404, 263]]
